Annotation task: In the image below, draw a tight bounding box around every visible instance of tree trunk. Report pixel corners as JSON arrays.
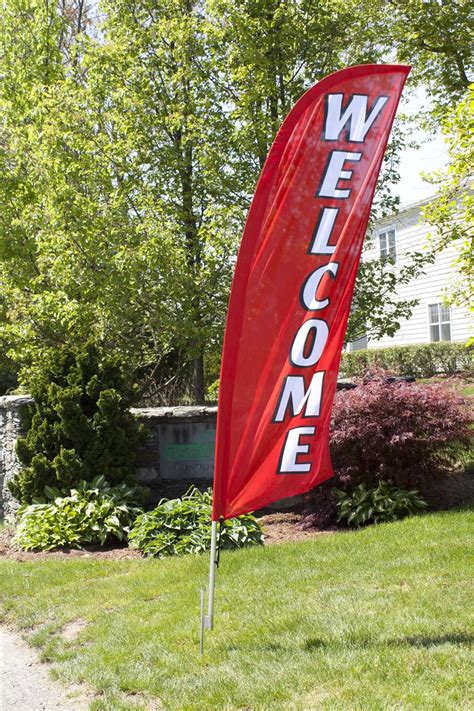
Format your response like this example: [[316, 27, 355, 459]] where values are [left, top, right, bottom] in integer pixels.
[[193, 353, 205, 404], [177, 125, 204, 405]]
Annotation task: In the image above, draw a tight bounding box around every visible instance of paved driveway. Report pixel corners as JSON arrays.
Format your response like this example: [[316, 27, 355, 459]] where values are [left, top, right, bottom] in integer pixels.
[[1, 627, 89, 710]]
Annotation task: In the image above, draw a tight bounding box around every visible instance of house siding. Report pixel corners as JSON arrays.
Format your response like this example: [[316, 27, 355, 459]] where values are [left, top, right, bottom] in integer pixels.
[[357, 199, 472, 349]]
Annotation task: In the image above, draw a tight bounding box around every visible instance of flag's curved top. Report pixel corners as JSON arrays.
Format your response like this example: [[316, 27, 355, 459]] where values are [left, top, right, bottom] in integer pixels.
[[213, 64, 410, 520]]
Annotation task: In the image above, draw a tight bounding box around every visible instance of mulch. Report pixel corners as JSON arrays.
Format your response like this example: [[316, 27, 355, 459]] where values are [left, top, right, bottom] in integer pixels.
[[0, 526, 142, 561], [258, 512, 334, 544], [0, 511, 332, 561]]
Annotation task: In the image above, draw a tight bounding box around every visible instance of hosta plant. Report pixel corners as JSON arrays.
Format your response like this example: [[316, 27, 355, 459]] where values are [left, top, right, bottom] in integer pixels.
[[335, 481, 427, 527], [129, 487, 264, 558], [13, 476, 144, 551]]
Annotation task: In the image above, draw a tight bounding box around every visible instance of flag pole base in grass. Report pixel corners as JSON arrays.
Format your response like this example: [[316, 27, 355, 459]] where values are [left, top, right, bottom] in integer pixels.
[[200, 520, 218, 653], [199, 588, 205, 655]]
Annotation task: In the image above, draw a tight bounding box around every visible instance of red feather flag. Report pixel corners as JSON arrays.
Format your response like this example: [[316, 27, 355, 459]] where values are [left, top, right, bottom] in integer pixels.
[[212, 64, 410, 521]]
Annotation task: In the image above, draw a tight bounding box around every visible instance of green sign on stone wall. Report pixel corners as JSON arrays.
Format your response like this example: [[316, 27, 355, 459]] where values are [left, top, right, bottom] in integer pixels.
[[159, 422, 216, 479]]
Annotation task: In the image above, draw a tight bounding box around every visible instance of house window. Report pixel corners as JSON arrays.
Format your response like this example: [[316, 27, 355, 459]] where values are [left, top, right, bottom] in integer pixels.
[[379, 228, 396, 263], [429, 303, 451, 342]]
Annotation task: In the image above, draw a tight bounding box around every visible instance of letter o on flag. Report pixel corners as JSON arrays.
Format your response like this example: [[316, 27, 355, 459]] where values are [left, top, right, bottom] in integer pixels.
[[290, 319, 329, 367]]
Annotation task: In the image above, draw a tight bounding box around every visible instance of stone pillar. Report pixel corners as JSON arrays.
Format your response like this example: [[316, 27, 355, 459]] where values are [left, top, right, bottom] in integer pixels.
[[0, 395, 33, 521]]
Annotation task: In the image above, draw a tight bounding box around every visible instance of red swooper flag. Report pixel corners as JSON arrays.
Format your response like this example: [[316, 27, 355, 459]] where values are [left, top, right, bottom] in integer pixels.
[[212, 64, 410, 520]]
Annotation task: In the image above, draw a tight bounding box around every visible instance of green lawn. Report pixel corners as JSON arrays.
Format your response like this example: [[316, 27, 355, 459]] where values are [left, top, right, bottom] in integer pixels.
[[419, 375, 474, 399], [462, 383, 474, 398], [1, 510, 473, 710]]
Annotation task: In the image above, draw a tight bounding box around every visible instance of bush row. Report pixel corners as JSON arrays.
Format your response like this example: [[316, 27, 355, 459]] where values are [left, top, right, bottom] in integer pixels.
[[10, 362, 473, 549], [13, 484, 264, 554], [340, 342, 472, 378], [13, 476, 429, 552]]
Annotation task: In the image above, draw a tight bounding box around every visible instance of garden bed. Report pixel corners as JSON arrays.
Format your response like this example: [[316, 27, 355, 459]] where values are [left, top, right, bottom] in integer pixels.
[[0, 512, 332, 560]]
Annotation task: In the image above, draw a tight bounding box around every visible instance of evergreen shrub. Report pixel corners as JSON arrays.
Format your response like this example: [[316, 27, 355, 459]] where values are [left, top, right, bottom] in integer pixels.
[[8, 343, 145, 504], [340, 342, 472, 378]]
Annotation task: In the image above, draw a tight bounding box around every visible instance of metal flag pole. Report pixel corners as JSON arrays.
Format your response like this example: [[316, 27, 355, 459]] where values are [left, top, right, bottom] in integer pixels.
[[200, 520, 218, 652]]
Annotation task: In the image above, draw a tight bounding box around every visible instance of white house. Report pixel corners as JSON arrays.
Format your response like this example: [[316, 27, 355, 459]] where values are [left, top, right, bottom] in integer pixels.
[[348, 195, 472, 351]]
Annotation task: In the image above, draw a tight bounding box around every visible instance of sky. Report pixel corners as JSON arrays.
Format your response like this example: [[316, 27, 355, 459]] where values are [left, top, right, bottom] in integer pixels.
[[393, 91, 450, 208]]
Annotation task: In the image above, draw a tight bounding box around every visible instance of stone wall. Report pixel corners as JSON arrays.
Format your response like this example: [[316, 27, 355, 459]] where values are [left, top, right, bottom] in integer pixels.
[[0, 395, 33, 520], [0, 396, 217, 517]]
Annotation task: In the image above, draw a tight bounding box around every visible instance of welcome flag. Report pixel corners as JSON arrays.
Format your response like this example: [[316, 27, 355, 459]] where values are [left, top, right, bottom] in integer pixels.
[[212, 64, 410, 520]]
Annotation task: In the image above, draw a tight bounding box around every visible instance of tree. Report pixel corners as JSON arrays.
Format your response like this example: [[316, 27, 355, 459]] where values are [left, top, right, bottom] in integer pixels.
[[206, 0, 428, 343], [2, 0, 467, 403], [383, 0, 472, 115], [94, 0, 242, 403], [0, 0, 240, 403], [422, 86, 474, 322]]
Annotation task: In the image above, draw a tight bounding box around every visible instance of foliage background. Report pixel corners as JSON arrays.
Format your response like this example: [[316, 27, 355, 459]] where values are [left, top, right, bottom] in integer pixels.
[[0, 0, 471, 403]]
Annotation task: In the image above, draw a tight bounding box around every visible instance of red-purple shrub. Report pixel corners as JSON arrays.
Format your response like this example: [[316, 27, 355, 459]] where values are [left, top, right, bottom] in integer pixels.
[[330, 372, 472, 490], [300, 480, 338, 530]]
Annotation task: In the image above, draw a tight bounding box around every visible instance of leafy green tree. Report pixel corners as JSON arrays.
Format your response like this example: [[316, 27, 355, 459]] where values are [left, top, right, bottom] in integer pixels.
[[1, 0, 468, 405], [94, 0, 243, 403], [207, 0, 399, 213], [0, 0, 240, 403], [206, 0, 428, 343], [422, 87, 473, 322], [383, 0, 472, 113], [0, 0, 178, 387]]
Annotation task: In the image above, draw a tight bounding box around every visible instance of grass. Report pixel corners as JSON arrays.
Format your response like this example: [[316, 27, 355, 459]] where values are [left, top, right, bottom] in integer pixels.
[[418, 374, 474, 399], [461, 382, 474, 398], [1, 510, 473, 710]]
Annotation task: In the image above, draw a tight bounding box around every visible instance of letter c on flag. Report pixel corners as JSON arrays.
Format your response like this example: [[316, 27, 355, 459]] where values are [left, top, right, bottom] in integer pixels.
[[300, 262, 339, 310]]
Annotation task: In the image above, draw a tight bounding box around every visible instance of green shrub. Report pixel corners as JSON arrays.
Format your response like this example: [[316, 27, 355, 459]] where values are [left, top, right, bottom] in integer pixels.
[[13, 476, 144, 551], [8, 343, 145, 504], [335, 482, 427, 527], [129, 487, 264, 558], [340, 343, 472, 379]]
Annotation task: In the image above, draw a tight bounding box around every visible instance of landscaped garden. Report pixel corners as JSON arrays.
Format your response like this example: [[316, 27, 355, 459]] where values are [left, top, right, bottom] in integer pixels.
[[0, 3, 472, 707], [0, 360, 470, 708], [1, 365, 472, 708], [2, 363, 471, 556]]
